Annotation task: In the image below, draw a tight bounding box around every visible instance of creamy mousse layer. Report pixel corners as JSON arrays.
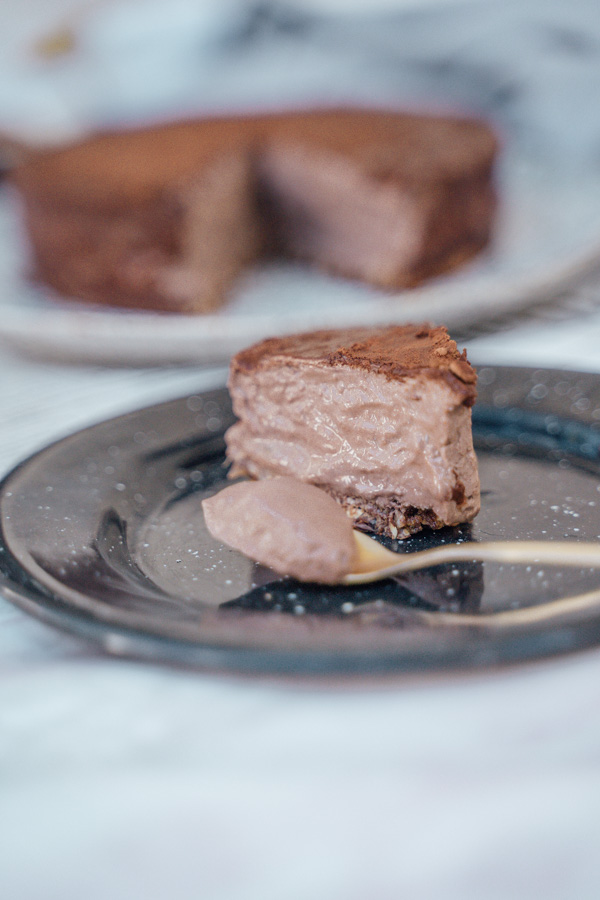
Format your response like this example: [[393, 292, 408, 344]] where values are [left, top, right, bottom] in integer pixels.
[[225, 325, 480, 539], [202, 477, 356, 584]]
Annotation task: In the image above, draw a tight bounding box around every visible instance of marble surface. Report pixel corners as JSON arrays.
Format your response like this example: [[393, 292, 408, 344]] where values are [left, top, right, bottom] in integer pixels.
[[2, 1, 600, 898]]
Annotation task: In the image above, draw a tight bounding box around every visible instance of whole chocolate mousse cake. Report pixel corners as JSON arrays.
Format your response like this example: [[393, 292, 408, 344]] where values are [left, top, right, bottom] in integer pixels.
[[225, 324, 480, 539], [12, 109, 497, 313]]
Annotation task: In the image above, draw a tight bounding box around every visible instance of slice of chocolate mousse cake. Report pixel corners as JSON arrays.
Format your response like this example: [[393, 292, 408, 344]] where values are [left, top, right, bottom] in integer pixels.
[[225, 324, 480, 539]]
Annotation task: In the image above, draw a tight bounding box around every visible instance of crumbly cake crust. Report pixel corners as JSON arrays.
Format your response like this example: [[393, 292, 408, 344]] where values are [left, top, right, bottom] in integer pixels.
[[334, 491, 446, 540]]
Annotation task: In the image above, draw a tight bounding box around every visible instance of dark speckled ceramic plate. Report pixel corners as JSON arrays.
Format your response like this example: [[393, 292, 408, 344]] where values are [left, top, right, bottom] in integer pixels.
[[1, 364, 600, 675]]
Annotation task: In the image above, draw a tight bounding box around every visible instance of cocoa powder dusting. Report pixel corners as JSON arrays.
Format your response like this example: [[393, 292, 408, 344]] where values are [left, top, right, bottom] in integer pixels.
[[231, 324, 477, 401]]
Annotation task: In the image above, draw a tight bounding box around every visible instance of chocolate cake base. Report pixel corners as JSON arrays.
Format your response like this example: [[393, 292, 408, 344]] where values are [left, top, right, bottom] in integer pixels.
[[336, 492, 446, 540]]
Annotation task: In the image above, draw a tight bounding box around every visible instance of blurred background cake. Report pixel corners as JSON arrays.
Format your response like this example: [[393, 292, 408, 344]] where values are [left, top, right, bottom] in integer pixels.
[[12, 109, 497, 313]]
